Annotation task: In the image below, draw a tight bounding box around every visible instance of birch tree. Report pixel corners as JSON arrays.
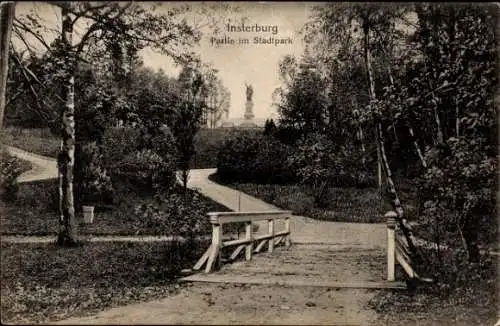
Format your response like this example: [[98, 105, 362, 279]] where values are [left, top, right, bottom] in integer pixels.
[[0, 1, 15, 131], [12, 2, 207, 245]]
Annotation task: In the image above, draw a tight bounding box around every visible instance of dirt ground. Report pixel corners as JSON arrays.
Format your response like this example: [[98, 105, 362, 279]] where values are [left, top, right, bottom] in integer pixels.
[[6, 155, 392, 325], [54, 244, 389, 325]]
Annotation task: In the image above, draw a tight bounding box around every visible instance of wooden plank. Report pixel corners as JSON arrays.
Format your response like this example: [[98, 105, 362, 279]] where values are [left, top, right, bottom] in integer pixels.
[[204, 245, 219, 273], [396, 236, 412, 259], [255, 231, 289, 242], [396, 241, 413, 265], [268, 219, 274, 253], [274, 236, 283, 246], [223, 238, 251, 247], [396, 250, 418, 279], [180, 274, 407, 290], [285, 217, 291, 247], [208, 211, 292, 224], [223, 231, 288, 247], [193, 246, 211, 271], [229, 244, 245, 261], [253, 239, 268, 253], [245, 222, 252, 261]]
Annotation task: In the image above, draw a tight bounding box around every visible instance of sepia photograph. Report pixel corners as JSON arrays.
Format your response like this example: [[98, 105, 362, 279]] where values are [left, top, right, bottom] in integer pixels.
[[0, 1, 498, 325]]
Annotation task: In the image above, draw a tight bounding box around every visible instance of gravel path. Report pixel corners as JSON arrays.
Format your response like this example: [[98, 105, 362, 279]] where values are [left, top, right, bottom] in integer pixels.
[[6, 145, 58, 183], [5, 151, 390, 325], [50, 169, 389, 325]]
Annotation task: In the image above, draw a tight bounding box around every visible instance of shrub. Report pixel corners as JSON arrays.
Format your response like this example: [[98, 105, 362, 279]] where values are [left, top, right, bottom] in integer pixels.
[[263, 118, 277, 136], [216, 133, 297, 184], [191, 128, 242, 169], [287, 133, 337, 207], [74, 142, 114, 206], [288, 133, 375, 207], [0, 149, 24, 201], [417, 136, 497, 264], [101, 126, 142, 168], [119, 149, 177, 192], [101, 126, 177, 192], [133, 189, 212, 238]]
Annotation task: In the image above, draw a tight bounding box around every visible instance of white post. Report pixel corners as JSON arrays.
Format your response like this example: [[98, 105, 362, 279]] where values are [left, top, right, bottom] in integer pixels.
[[238, 191, 241, 211], [285, 217, 291, 247], [245, 221, 252, 260], [205, 222, 222, 273], [268, 219, 274, 253], [385, 211, 397, 281], [216, 223, 223, 269]]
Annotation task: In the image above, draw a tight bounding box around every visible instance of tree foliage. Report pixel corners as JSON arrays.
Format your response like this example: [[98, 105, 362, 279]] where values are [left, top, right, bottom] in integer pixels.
[[277, 3, 497, 268], [7, 2, 233, 245]]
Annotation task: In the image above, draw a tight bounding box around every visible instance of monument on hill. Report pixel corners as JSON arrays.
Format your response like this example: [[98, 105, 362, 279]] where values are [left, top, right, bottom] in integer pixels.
[[240, 81, 257, 128]]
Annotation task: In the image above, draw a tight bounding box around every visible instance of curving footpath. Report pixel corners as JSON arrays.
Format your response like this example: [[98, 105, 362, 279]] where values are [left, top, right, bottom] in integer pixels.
[[6, 145, 58, 183], [187, 168, 386, 247], [5, 147, 388, 325], [53, 169, 388, 325]]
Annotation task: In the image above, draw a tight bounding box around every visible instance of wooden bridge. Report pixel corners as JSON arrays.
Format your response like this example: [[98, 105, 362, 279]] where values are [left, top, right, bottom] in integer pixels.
[[181, 210, 424, 290]]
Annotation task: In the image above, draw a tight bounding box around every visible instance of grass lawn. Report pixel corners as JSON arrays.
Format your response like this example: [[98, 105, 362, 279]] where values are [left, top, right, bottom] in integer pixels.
[[0, 179, 232, 236], [0, 240, 209, 324], [210, 174, 419, 223], [1, 127, 59, 158]]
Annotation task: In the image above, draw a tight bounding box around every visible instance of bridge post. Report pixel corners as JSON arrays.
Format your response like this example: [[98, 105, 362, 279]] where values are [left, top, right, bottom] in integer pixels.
[[285, 217, 291, 247], [245, 221, 253, 260], [205, 219, 222, 273], [385, 211, 397, 281], [268, 219, 275, 253]]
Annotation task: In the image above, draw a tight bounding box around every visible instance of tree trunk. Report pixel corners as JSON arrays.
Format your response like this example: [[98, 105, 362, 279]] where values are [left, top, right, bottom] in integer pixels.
[[362, 24, 382, 190], [376, 140, 382, 189], [459, 214, 480, 263], [352, 97, 366, 165], [377, 123, 421, 260], [0, 2, 15, 131], [408, 124, 427, 168], [57, 5, 78, 246], [363, 22, 421, 260], [386, 67, 427, 169], [432, 98, 444, 144]]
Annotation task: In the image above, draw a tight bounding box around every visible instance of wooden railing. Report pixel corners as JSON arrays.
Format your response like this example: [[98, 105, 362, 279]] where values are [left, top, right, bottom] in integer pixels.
[[386, 211, 432, 283], [193, 210, 292, 273]]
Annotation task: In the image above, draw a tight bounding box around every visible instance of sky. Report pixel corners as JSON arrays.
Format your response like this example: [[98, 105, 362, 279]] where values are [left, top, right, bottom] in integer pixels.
[[14, 1, 316, 120], [142, 2, 314, 120]]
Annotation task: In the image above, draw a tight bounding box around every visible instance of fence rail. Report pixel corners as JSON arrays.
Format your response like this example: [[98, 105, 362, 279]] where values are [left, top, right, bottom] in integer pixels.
[[385, 211, 432, 283], [193, 210, 292, 273]]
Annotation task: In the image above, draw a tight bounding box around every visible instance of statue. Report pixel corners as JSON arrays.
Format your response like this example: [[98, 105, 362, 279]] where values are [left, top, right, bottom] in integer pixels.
[[245, 82, 253, 102], [242, 81, 255, 124]]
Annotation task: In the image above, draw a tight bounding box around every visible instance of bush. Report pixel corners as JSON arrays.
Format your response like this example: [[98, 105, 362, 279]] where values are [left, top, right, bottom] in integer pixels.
[[101, 126, 142, 168], [216, 133, 297, 184], [74, 142, 114, 206], [119, 149, 177, 192], [191, 128, 243, 169], [101, 126, 177, 192], [288, 133, 375, 207], [417, 136, 497, 264], [133, 190, 212, 238], [0, 149, 24, 201]]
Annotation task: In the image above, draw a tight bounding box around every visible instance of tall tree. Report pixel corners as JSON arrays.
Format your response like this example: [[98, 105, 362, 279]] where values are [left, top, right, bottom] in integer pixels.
[[302, 3, 422, 257], [0, 1, 15, 131], [173, 64, 207, 192], [12, 2, 204, 245], [203, 71, 231, 128]]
